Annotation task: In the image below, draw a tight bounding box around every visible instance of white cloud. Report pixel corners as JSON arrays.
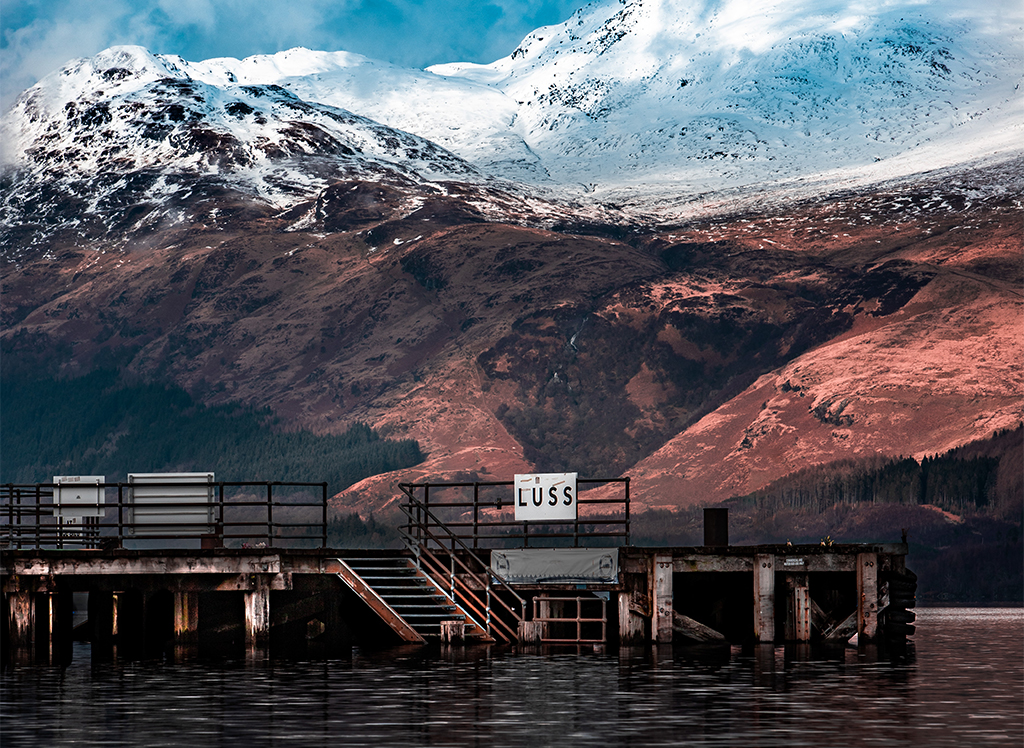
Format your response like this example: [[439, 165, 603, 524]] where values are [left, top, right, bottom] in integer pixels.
[[1, 0, 581, 109]]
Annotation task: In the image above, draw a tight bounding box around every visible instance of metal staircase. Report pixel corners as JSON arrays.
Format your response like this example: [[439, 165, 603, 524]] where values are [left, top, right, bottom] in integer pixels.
[[329, 555, 492, 643]]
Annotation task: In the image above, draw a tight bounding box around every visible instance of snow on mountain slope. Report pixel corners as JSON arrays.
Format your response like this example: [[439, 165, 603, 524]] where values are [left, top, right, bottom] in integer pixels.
[[2, 0, 1021, 239], [175, 49, 545, 182], [0, 46, 481, 253], [432, 0, 1023, 200]]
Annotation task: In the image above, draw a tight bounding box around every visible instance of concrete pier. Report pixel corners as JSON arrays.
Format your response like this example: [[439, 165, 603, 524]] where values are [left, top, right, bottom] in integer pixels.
[[2, 542, 913, 659]]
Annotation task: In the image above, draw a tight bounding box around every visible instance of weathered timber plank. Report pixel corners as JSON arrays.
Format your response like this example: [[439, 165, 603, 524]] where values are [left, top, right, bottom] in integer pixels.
[[673, 556, 752, 573], [323, 558, 425, 644], [7, 555, 282, 576], [671, 611, 726, 642]]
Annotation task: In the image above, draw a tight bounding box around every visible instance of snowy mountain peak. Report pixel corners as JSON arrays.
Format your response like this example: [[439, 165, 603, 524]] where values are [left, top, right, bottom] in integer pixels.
[[2, 0, 1022, 247]]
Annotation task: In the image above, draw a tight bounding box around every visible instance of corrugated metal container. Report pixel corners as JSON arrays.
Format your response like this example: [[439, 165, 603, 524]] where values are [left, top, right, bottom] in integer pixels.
[[126, 472, 214, 535]]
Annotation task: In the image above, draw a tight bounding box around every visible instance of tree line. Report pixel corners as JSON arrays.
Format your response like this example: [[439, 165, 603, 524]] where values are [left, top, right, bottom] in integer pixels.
[[0, 369, 424, 494]]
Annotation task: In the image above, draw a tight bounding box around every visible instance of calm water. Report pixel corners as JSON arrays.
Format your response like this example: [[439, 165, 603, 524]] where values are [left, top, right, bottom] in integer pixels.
[[2, 608, 1021, 747]]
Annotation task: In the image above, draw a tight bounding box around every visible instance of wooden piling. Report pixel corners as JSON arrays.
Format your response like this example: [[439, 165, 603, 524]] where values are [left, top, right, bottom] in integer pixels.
[[753, 554, 774, 643], [244, 577, 271, 652], [173, 591, 199, 646], [857, 552, 878, 641], [7, 589, 35, 654], [653, 553, 673, 644], [518, 620, 542, 643], [440, 620, 465, 644]]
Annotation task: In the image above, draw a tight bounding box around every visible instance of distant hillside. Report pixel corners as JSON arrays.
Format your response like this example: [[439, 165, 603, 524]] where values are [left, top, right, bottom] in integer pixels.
[[0, 369, 424, 493], [738, 425, 1023, 520]]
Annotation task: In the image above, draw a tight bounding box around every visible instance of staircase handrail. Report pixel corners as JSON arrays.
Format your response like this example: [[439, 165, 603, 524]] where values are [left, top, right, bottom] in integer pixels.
[[398, 485, 525, 637], [414, 540, 519, 643]]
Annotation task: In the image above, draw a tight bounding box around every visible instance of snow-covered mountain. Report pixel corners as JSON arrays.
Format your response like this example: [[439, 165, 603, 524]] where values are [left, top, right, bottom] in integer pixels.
[[2, 0, 1022, 245]]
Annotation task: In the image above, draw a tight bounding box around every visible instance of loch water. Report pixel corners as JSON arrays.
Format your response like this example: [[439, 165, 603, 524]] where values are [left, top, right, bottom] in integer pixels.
[[2, 608, 1021, 747]]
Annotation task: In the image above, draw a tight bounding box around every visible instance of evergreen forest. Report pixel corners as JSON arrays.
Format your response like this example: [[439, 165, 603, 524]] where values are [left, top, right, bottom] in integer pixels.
[[0, 370, 424, 494]]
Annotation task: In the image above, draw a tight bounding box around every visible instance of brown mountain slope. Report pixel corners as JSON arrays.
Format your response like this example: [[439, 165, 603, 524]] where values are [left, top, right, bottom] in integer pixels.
[[2, 165, 1020, 514]]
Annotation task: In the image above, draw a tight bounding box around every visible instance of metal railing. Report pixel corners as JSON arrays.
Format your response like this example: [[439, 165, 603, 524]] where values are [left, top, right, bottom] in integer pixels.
[[399, 478, 630, 550], [397, 488, 526, 644], [1, 481, 328, 550], [532, 595, 607, 644]]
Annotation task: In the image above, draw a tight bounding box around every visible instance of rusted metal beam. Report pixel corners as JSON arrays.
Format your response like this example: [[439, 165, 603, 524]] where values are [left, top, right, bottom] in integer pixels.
[[323, 558, 425, 644]]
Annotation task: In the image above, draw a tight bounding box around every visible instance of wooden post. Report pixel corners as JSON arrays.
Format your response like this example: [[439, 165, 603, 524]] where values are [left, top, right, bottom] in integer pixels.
[[518, 620, 542, 644], [653, 553, 673, 644], [857, 552, 878, 641], [617, 588, 646, 645], [43, 592, 58, 662], [753, 554, 774, 643], [538, 597, 551, 640], [786, 574, 811, 642], [7, 590, 35, 655], [245, 577, 271, 653], [440, 620, 465, 644], [173, 591, 199, 646]]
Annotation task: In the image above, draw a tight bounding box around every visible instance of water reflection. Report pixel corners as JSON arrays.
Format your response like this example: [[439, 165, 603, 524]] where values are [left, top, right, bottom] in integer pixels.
[[2, 609, 1021, 747]]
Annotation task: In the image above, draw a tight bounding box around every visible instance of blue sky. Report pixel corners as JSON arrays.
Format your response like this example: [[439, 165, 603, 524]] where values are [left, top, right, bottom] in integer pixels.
[[1, 0, 581, 107]]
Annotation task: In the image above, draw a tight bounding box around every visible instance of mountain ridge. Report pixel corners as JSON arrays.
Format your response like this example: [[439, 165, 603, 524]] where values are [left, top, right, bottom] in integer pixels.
[[1, 0, 1020, 518]]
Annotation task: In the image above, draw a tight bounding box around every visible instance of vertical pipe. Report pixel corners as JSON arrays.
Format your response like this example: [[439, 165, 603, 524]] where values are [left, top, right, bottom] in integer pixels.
[[321, 482, 328, 549], [473, 483, 479, 550], [624, 478, 631, 547], [266, 483, 274, 548], [34, 484, 41, 550], [423, 485, 429, 551], [219, 482, 225, 547], [754, 554, 775, 643], [118, 483, 124, 547]]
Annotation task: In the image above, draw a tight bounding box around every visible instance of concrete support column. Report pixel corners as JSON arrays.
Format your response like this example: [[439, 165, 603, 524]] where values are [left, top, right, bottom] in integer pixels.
[[173, 591, 199, 646], [652, 553, 673, 644], [786, 574, 811, 642], [244, 577, 271, 653], [753, 554, 775, 643], [857, 552, 878, 641]]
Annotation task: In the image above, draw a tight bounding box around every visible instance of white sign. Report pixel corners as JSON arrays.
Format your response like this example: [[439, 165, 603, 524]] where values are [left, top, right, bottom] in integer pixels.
[[514, 472, 577, 522], [53, 475, 106, 519]]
